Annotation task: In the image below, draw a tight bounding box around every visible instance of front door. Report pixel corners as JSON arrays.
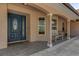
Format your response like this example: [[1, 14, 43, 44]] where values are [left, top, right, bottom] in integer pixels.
[[8, 13, 26, 42]]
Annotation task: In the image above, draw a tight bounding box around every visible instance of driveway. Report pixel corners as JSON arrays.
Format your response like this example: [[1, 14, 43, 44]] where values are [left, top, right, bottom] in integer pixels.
[[31, 37, 79, 56]]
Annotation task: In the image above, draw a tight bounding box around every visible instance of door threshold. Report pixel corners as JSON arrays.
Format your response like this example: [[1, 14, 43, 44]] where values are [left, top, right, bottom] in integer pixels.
[[8, 40, 28, 44]]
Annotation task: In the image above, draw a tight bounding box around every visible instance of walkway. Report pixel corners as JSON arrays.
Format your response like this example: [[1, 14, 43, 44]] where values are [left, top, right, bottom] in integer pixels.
[[31, 37, 79, 56]]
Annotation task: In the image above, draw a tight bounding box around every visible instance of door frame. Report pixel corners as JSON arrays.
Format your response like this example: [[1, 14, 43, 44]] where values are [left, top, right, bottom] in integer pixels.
[[7, 12, 27, 44]]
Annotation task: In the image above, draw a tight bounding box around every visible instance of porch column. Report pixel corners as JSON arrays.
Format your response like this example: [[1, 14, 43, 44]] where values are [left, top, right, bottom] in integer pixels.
[[67, 19, 71, 40], [47, 13, 53, 48]]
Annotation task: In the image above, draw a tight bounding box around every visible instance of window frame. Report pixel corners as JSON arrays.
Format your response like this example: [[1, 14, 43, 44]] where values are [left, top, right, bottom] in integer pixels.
[[38, 16, 46, 35]]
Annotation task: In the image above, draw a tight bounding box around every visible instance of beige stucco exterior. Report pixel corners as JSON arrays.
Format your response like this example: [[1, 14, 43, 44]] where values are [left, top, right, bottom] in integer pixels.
[[58, 16, 67, 33], [0, 3, 79, 49], [0, 4, 47, 49], [70, 9, 79, 37], [70, 21, 79, 37], [0, 4, 7, 49]]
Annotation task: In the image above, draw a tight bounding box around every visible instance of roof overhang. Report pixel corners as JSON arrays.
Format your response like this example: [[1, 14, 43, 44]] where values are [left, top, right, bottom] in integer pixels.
[[23, 3, 79, 20], [63, 3, 79, 16]]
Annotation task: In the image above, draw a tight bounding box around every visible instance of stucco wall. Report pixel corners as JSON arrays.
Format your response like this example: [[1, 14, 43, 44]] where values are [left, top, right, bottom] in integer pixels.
[[37, 15, 50, 41], [58, 16, 67, 33], [0, 4, 7, 49], [70, 21, 79, 37]]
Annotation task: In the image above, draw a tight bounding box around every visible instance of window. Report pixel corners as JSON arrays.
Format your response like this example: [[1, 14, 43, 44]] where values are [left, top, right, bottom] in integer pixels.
[[52, 18, 57, 30], [38, 17, 45, 34]]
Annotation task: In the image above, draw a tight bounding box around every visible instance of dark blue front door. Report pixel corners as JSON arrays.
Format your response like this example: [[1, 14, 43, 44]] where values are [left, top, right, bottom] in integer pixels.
[[8, 13, 26, 42]]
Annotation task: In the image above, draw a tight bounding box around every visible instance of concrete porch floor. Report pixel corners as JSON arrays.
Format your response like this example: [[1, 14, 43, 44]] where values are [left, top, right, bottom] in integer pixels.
[[0, 38, 67, 56], [31, 37, 79, 56], [0, 41, 48, 56]]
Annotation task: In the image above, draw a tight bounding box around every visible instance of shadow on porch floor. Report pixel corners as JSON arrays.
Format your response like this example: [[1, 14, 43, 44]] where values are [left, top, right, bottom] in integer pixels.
[[0, 41, 48, 56]]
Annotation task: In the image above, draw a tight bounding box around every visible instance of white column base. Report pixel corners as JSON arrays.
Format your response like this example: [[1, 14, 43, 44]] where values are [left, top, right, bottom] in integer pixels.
[[67, 36, 70, 40], [47, 43, 53, 48]]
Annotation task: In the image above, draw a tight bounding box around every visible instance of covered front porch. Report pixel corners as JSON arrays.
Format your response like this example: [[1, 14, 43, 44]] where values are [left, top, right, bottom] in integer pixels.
[[0, 3, 79, 50], [46, 13, 71, 47], [0, 3, 79, 56]]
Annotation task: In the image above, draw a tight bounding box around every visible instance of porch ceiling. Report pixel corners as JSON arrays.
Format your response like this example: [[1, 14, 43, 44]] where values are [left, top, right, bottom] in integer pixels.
[[26, 3, 79, 20], [45, 3, 79, 20], [24, 3, 49, 14]]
